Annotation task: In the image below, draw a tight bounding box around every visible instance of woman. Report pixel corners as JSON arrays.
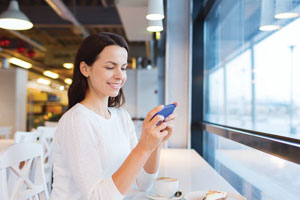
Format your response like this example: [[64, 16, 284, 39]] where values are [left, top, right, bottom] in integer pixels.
[[50, 33, 177, 200]]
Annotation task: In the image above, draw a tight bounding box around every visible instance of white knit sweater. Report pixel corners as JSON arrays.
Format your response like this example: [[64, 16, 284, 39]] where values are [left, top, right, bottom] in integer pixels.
[[50, 103, 157, 200]]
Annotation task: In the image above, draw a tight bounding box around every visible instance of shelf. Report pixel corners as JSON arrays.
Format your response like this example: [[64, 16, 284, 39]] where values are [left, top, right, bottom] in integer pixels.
[[27, 113, 44, 116], [28, 101, 62, 105]]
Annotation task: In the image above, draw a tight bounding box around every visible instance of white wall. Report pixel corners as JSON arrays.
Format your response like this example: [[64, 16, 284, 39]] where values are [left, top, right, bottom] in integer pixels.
[[165, 0, 192, 148], [0, 68, 27, 136], [123, 68, 158, 118], [122, 69, 137, 116], [122, 69, 158, 137]]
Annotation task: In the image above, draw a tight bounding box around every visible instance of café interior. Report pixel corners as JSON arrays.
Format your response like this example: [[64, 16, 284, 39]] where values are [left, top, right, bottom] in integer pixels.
[[0, 0, 300, 200]]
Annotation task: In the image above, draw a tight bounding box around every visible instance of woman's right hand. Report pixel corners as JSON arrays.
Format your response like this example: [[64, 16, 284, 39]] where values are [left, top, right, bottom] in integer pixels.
[[137, 105, 169, 153]]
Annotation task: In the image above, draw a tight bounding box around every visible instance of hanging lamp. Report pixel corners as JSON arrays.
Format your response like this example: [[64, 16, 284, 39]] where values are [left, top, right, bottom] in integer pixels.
[[146, 0, 164, 20], [0, 0, 33, 30], [147, 19, 163, 32], [259, 0, 281, 31], [275, 0, 299, 19]]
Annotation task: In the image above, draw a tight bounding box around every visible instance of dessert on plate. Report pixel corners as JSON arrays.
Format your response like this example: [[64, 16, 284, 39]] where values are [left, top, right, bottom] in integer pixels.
[[202, 190, 227, 200]]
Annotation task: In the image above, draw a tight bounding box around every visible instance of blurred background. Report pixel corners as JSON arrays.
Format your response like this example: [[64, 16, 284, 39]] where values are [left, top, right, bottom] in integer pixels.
[[0, 0, 161, 134]]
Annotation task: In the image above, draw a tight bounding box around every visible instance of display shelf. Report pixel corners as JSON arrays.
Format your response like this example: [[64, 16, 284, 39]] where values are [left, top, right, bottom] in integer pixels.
[[26, 89, 67, 131]]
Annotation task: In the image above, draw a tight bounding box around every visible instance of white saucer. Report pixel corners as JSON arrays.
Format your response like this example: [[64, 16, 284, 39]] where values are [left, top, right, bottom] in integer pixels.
[[145, 192, 183, 200]]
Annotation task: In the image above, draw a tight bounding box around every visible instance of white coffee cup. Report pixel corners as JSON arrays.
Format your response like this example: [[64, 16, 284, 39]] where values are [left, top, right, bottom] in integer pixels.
[[154, 177, 179, 197]]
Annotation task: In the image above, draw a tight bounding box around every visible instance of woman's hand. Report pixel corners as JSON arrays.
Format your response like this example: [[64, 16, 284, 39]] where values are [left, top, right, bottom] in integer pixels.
[[161, 111, 177, 143], [138, 105, 169, 153]]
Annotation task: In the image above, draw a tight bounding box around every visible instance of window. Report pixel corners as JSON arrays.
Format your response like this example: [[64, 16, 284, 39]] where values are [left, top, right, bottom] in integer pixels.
[[204, 0, 300, 140], [203, 131, 300, 200], [200, 0, 300, 199]]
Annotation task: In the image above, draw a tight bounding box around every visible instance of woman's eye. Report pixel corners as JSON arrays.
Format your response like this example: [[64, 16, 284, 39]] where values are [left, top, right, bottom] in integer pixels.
[[106, 67, 114, 70], [121, 68, 127, 71]]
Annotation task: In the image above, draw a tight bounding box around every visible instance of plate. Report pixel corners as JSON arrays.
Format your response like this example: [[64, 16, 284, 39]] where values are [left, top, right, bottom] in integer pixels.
[[185, 191, 246, 200], [145, 192, 183, 200]]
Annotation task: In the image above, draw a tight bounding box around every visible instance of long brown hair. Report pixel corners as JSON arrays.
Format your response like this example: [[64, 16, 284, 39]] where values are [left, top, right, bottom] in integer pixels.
[[67, 33, 129, 110]]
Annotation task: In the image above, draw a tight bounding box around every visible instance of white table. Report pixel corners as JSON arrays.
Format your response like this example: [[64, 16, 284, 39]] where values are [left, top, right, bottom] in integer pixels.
[[124, 148, 238, 199], [0, 139, 14, 153]]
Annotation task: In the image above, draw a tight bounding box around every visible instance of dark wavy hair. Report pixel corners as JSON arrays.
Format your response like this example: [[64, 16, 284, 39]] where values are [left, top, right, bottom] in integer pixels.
[[67, 33, 129, 110]]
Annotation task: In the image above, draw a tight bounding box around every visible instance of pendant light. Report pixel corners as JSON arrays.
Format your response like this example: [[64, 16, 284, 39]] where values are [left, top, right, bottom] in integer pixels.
[[147, 19, 163, 32], [0, 0, 33, 30], [146, 0, 164, 20], [259, 0, 281, 31], [275, 0, 299, 19]]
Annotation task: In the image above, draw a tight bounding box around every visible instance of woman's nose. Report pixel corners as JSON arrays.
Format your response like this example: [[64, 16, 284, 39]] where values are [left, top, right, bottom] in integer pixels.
[[114, 68, 124, 79]]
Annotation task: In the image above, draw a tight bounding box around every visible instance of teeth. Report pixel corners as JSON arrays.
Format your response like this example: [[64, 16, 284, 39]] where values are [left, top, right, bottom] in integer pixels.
[[109, 83, 121, 89]]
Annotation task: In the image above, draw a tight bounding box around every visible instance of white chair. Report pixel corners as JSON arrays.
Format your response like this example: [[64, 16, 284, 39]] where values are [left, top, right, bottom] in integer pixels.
[[36, 127, 56, 194], [14, 132, 38, 144], [7, 131, 39, 194], [0, 143, 49, 200], [0, 126, 12, 139]]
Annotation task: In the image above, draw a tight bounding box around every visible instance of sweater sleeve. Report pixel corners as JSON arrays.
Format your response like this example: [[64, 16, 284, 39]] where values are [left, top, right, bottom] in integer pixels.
[[59, 111, 124, 200], [122, 109, 158, 192]]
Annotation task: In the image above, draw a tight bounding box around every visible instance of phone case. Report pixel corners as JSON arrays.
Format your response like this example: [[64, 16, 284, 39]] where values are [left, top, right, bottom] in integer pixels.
[[152, 103, 176, 121]]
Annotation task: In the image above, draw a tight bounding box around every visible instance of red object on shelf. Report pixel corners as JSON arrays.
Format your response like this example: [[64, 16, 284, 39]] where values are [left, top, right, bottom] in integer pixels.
[[16, 41, 26, 53], [0, 37, 10, 47], [27, 49, 35, 58], [16, 46, 26, 53]]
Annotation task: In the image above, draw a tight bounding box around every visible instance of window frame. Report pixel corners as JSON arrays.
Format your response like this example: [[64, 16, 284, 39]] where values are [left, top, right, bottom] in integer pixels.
[[192, 0, 300, 166]]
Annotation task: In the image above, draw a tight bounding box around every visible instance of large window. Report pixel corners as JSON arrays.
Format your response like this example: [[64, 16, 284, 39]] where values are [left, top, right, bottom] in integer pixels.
[[201, 0, 300, 199], [204, 0, 300, 139]]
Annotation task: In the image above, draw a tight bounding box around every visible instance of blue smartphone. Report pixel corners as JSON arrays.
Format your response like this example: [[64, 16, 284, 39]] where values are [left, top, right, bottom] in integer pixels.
[[151, 103, 176, 122]]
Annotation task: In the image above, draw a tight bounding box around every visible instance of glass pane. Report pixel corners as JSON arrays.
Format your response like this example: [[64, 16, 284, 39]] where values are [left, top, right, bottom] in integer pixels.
[[203, 131, 300, 200], [226, 50, 252, 128], [204, 0, 300, 140]]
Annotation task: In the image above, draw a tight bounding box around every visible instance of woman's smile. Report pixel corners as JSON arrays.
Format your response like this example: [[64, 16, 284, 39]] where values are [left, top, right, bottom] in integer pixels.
[[108, 82, 122, 90]]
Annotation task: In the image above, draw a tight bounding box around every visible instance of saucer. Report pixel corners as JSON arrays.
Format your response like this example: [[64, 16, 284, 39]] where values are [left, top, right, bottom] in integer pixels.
[[145, 191, 183, 200]]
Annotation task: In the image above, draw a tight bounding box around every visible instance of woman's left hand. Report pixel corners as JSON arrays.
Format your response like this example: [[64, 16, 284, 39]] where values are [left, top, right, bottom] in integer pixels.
[[161, 111, 177, 143]]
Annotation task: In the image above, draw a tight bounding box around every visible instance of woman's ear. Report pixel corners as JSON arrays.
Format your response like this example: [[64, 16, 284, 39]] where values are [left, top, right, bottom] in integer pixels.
[[80, 61, 90, 78]]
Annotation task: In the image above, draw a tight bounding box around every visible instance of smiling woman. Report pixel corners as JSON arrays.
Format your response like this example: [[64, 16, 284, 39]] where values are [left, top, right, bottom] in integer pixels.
[[79, 45, 128, 110], [67, 33, 129, 110], [49, 33, 177, 200]]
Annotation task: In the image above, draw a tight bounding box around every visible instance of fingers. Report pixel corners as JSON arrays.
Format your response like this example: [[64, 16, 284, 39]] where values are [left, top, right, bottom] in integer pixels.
[[154, 122, 168, 133], [160, 130, 168, 138], [144, 105, 164, 123], [165, 113, 177, 121], [162, 131, 172, 142], [166, 122, 174, 129], [149, 115, 165, 127]]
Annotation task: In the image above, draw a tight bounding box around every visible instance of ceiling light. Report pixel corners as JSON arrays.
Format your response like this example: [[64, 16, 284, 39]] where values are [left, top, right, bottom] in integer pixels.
[[63, 63, 73, 69], [146, 0, 164, 20], [37, 78, 51, 85], [59, 85, 64, 91], [0, 0, 33, 30], [259, 25, 281, 31], [147, 20, 163, 32], [275, 0, 299, 19], [259, 0, 281, 31], [9, 57, 32, 69], [64, 78, 72, 85], [43, 70, 59, 79]]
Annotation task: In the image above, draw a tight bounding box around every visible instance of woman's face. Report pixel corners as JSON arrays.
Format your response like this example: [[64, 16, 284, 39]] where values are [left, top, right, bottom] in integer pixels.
[[83, 45, 128, 99]]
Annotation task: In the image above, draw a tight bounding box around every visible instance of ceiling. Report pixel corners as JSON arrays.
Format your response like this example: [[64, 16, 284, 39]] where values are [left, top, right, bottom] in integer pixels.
[[0, 0, 152, 84]]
